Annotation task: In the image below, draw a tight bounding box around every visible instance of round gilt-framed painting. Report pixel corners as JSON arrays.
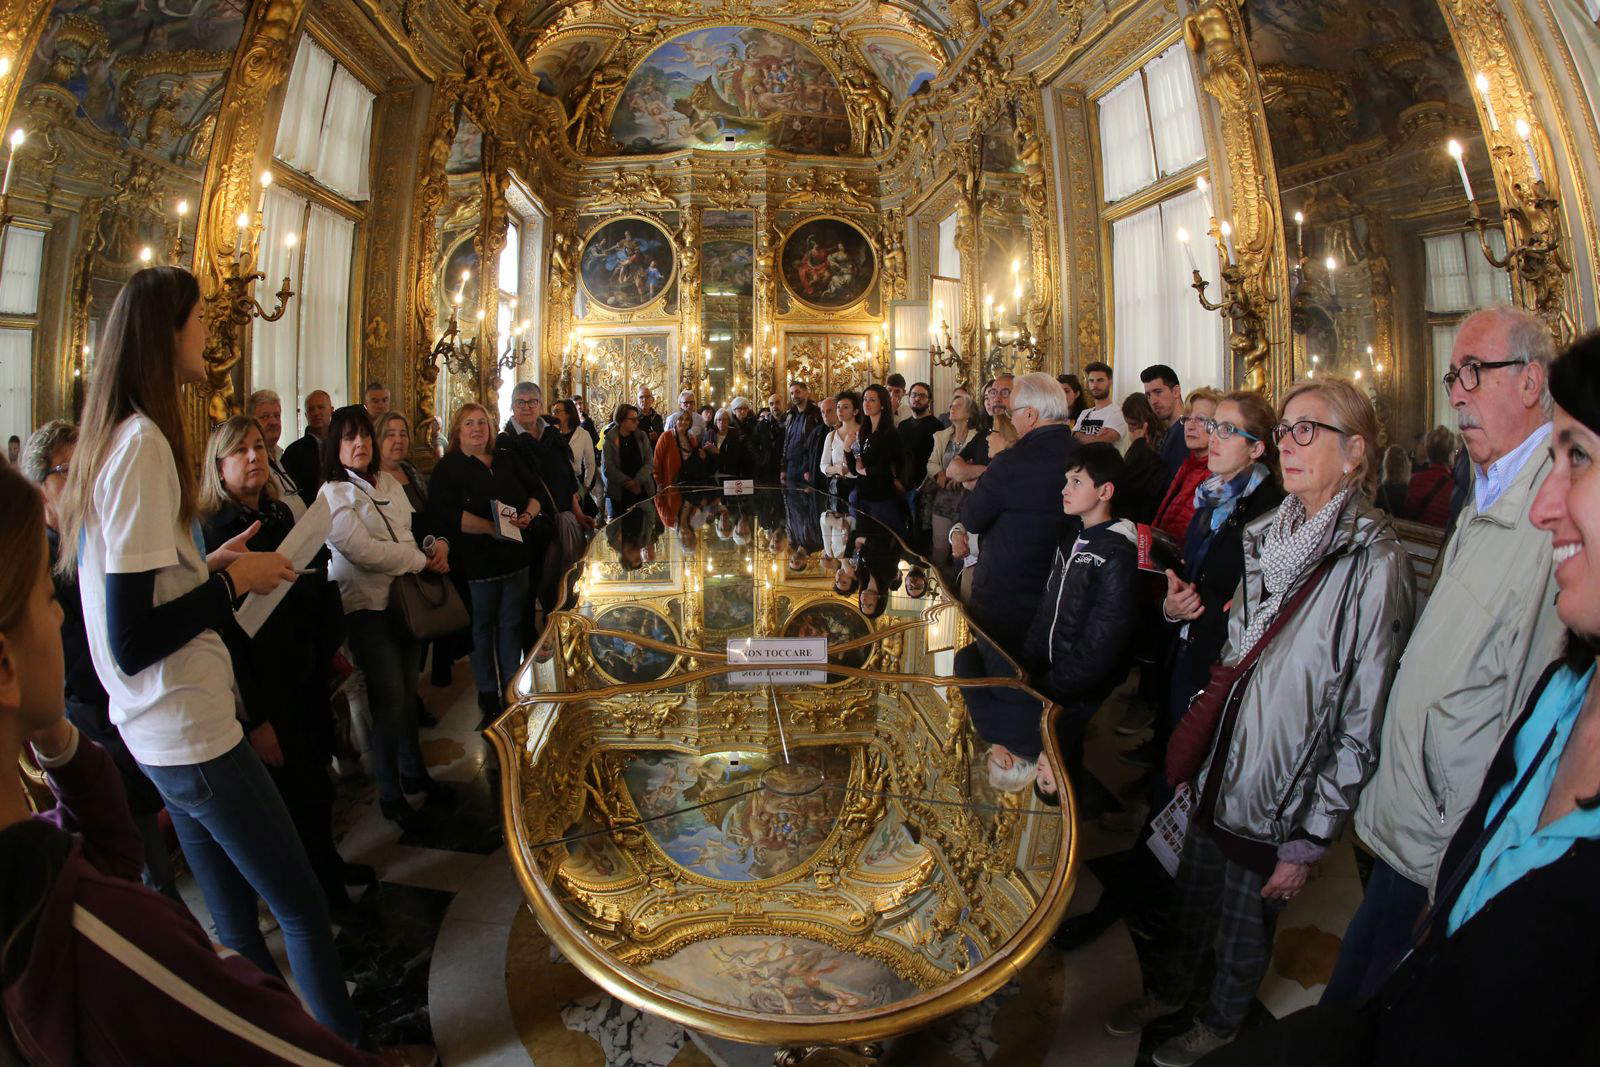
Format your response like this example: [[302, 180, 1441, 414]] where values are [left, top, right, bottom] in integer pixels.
[[779, 216, 877, 311], [588, 604, 682, 686], [579, 216, 676, 311], [782, 600, 872, 684]]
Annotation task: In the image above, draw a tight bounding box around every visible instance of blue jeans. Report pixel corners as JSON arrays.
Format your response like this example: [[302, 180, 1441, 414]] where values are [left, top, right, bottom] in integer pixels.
[[1320, 854, 1429, 1006], [468, 568, 529, 699], [345, 608, 424, 804], [139, 739, 361, 1043]]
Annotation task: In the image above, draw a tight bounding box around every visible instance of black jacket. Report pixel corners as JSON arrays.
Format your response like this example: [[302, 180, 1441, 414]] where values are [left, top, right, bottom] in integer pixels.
[[1117, 437, 1170, 525], [1022, 517, 1140, 707], [499, 418, 576, 512], [1364, 658, 1600, 1066], [715, 424, 752, 481], [958, 421, 1079, 652], [844, 417, 903, 503], [427, 448, 544, 581], [750, 413, 785, 485], [802, 421, 831, 490], [782, 403, 823, 483], [897, 413, 943, 491], [280, 430, 324, 507]]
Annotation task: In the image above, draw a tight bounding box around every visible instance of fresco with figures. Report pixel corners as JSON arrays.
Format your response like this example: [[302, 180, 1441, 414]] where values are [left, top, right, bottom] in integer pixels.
[[608, 27, 851, 155], [622, 748, 852, 881], [641, 935, 919, 1015], [780, 218, 877, 310], [587, 604, 680, 684], [700, 238, 755, 297], [579, 218, 676, 311], [529, 35, 610, 102], [860, 37, 939, 101]]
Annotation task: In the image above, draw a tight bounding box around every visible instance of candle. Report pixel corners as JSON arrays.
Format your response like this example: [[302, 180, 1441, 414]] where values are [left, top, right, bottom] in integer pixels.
[[1325, 255, 1338, 299], [176, 199, 190, 219], [1218, 219, 1234, 261], [1447, 139, 1475, 201], [138, 246, 152, 264], [0, 57, 11, 79], [258, 170, 272, 214], [1293, 211, 1304, 256], [1475, 73, 1499, 132], [234, 211, 249, 257], [1516, 119, 1543, 183], [1176, 226, 1199, 272], [1, 128, 24, 196]]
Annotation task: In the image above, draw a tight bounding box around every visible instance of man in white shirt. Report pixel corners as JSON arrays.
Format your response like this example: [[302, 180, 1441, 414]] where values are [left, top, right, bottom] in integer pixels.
[[1073, 361, 1126, 449], [248, 389, 305, 519]]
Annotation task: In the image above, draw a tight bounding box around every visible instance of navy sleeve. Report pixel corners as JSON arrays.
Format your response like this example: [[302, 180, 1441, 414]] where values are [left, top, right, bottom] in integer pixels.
[[105, 570, 233, 677]]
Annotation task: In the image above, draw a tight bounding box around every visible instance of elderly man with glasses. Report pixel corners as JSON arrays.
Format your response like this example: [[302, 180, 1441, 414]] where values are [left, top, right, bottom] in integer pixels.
[[1325, 305, 1565, 1007]]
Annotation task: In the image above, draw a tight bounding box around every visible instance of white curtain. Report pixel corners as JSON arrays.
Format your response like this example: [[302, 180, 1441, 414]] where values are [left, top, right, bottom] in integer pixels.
[[253, 186, 306, 436], [930, 275, 961, 407], [1157, 187, 1225, 390], [1098, 71, 1156, 202], [274, 37, 335, 174], [1431, 323, 1462, 430], [1111, 204, 1166, 398], [298, 203, 354, 415], [892, 301, 930, 389], [0, 326, 30, 445], [0, 226, 44, 315], [1144, 43, 1206, 176], [1111, 191, 1225, 401], [316, 66, 374, 200], [1426, 231, 1511, 312], [937, 212, 961, 277]]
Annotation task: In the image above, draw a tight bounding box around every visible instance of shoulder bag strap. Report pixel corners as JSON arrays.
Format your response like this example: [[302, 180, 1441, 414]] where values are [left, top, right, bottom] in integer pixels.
[[1232, 555, 1340, 675]]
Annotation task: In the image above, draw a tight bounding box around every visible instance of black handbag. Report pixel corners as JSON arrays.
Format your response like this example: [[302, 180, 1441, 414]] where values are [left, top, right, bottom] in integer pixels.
[[369, 483, 469, 641]]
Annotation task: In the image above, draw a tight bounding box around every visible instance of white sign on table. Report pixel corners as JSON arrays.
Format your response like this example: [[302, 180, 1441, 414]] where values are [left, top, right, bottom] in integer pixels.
[[726, 636, 827, 685], [722, 479, 755, 496]]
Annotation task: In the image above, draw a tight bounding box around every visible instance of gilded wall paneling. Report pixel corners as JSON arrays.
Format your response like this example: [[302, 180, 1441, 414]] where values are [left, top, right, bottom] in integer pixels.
[[1184, 0, 1288, 393], [0, 0, 53, 134], [409, 76, 463, 438]]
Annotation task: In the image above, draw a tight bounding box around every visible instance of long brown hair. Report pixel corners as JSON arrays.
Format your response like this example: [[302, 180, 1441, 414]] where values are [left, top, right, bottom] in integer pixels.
[[0, 464, 46, 635], [57, 267, 202, 573]]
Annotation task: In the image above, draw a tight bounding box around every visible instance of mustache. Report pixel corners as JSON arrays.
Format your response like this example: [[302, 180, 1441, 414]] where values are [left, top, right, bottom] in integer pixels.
[[1456, 410, 1483, 432]]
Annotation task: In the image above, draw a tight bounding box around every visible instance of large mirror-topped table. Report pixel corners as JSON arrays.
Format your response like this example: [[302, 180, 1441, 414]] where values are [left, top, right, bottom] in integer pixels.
[[486, 487, 1076, 1058]]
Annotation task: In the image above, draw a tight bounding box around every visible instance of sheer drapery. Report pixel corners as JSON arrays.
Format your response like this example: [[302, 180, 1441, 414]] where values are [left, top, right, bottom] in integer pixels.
[[274, 38, 335, 175], [1431, 323, 1462, 430], [1111, 189, 1224, 401], [1425, 230, 1511, 312], [318, 66, 373, 200], [0, 225, 44, 315], [1144, 43, 1206, 175], [297, 203, 354, 418], [930, 275, 961, 408], [892, 301, 930, 389], [1099, 71, 1156, 203], [273, 37, 373, 200], [495, 220, 522, 424], [937, 212, 960, 277], [0, 326, 30, 444], [252, 186, 305, 435]]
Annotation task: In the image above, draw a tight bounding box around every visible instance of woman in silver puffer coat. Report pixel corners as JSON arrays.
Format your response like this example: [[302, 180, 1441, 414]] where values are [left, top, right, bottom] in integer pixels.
[[1108, 378, 1417, 1067]]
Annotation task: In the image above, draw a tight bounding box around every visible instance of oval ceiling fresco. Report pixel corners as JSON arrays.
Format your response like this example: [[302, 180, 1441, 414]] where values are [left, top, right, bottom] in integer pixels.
[[607, 26, 853, 155]]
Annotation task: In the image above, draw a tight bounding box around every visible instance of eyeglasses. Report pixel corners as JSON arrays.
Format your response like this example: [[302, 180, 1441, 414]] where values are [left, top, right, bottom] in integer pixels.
[[1202, 418, 1259, 442], [1442, 358, 1527, 392], [1272, 419, 1348, 446]]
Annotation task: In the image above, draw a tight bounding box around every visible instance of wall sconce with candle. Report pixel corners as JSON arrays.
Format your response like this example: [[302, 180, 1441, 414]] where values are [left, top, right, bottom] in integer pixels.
[[428, 270, 482, 379], [1446, 92, 1573, 342], [1180, 215, 1274, 386]]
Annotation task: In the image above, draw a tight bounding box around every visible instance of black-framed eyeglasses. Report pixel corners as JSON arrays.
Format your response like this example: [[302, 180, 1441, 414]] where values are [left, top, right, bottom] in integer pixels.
[[1272, 419, 1348, 446], [1203, 418, 1259, 442], [1442, 358, 1526, 392]]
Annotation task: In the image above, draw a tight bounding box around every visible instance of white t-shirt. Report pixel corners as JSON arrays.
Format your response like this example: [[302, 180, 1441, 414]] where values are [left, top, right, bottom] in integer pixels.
[[79, 415, 241, 767], [1075, 402, 1129, 452]]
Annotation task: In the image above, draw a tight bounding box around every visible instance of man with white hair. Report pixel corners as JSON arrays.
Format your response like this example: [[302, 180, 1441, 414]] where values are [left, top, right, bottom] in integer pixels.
[[949, 371, 1077, 658], [248, 388, 305, 519], [1331, 305, 1563, 1005]]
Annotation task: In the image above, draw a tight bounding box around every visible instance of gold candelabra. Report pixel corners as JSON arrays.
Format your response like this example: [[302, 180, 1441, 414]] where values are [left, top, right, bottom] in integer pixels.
[[1179, 218, 1273, 387], [926, 300, 970, 392], [1468, 181, 1572, 342], [429, 302, 483, 379]]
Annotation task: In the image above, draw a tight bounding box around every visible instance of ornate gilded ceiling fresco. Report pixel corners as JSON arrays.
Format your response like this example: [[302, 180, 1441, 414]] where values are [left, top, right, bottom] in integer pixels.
[[1246, 0, 1473, 173], [858, 35, 940, 100], [607, 27, 851, 155], [528, 34, 611, 103]]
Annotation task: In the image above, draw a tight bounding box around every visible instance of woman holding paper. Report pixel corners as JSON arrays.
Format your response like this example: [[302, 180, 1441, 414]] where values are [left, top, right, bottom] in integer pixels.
[[320, 405, 451, 831], [199, 415, 373, 918], [427, 402, 544, 730], [56, 266, 362, 1043]]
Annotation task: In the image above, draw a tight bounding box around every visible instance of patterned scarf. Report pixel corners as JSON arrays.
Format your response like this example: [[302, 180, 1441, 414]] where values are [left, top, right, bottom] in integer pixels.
[[1194, 463, 1269, 533], [1238, 487, 1350, 653]]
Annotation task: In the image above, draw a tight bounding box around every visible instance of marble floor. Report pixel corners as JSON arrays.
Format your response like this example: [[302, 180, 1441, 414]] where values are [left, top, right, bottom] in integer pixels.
[[174, 670, 1366, 1066]]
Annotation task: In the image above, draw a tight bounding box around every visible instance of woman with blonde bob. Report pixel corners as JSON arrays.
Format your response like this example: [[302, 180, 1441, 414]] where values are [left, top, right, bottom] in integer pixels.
[[199, 416, 371, 918], [1108, 377, 1416, 1065]]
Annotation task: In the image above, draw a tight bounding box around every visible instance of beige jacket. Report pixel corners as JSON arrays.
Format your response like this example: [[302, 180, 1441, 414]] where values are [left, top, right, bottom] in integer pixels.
[[1354, 442, 1563, 889]]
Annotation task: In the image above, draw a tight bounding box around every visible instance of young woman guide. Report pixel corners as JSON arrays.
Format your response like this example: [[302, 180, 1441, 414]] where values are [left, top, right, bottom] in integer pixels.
[[55, 266, 363, 1042]]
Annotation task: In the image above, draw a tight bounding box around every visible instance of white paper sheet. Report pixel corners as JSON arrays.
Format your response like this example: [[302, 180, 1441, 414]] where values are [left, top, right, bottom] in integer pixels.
[[1147, 786, 1195, 878], [493, 499, 525, 543], [235, 495, 332, 637]]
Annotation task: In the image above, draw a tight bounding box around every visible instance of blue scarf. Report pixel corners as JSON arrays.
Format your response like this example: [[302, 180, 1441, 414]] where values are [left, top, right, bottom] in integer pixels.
[[1182, 463, 1267, 581]]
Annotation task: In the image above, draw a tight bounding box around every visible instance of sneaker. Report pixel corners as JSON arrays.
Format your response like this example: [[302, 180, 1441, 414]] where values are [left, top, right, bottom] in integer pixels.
[[1104, 993, 1182, 1037], [1152, 1021, 1236, 1067], [1114, 702, 1155, 736]]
